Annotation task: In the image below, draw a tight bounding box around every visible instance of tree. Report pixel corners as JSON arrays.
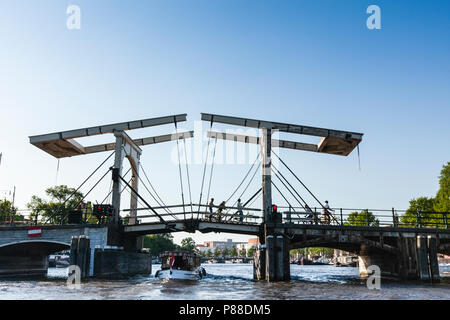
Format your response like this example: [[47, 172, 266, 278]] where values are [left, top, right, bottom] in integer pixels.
[[0, 200, 19, 223], [221, 247, 229, 257], [239, 248, 246, 257], [306, 247, 334, 257], [205, 249, 212, 258], [213, 247, 221, 257], [400, 162, 450, 228], [401, 197, 440, 227], [27, 185, 84, 224], [345, 209, 379, 227], [247, 246, 256, 258], [229, 245, 238, 257], [434, 162, 450, 213], [290, 248, 306, 256], [180, 237, 196, 252], [143, 233, 178, 257]]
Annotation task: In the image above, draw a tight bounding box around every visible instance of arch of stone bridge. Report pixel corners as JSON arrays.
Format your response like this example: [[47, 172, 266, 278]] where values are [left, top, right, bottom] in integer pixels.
[[289, 235, 399, 257], [0, 240, 70, 256]]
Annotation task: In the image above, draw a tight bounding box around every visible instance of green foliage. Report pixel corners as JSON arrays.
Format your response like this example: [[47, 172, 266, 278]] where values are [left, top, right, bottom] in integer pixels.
[[400, 162, 449, 228], [239, 248, 246, 257], [198, 250, 206, 257], [213, 247, 221, 257], [290, 247, 333, 257], [205, 249, 212, 258], [229, 245, 238, 257], [180, 237, 197, 252], [434, 162, 450, 213], [345, 209, 379, 227], [0, 199, 19, 223], [401, 197, 444, 227], [290, 248, 306, 256], [142, 233, 178, 257], [247, 246, 256, 257], [306, 247, 334, 257], [221, 247, 229, 257], [26, 185, 84, 224]]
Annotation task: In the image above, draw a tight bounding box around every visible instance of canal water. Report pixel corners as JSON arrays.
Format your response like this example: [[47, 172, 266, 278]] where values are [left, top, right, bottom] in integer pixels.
[[0, 264, 449, 300]]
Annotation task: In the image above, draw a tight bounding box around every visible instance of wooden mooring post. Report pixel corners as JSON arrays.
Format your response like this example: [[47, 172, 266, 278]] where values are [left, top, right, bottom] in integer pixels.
[[69, 235, 91, 279]]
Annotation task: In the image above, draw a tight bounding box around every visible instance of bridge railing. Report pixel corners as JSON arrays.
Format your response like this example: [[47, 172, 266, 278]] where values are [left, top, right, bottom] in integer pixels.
[[0, 208, 115, 227], [0, 209, 36, 227], [123, 203, 263, 225], [279, 206, 449, 229], [10, 204, 448, 230]]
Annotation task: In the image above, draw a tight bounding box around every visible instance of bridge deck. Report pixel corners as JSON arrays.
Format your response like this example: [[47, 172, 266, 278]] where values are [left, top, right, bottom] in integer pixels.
[[123, 218, 450, 237]]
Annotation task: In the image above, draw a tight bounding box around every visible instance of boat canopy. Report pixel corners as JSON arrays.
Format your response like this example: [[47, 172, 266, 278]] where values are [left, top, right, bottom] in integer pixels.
[[160, 251, 201, 258], [160, 251, 201, 271]]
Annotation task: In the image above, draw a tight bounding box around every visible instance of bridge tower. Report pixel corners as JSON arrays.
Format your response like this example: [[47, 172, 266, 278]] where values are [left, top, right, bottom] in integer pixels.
[[30, 114, 193, 249], [111, 130, 142, 227], [202, 113, 363, 282]]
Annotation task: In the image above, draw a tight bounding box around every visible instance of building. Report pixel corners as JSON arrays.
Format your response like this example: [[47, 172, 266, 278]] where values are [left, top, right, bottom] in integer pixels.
[[333, 249, 357, 264], [195, 238, 259, 253], [236, 238, 260, 252]]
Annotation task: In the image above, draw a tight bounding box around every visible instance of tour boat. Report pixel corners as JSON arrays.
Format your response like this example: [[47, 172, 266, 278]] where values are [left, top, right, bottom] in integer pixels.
[[155, 251, 206, 281]]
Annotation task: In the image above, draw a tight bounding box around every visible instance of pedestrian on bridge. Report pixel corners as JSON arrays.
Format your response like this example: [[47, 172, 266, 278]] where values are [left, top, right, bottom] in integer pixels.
[[208, 198, 215, 221], [322, 201, 331, 225], [237, 199, 244, 222], [217, 201, 226, 221]]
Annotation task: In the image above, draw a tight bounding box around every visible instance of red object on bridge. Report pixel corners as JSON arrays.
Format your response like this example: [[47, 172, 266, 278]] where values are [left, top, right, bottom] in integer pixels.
[[28, 227, 42, 238]]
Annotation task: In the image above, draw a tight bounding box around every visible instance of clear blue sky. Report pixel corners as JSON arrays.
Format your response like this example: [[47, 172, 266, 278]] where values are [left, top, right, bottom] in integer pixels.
[[0, 1, 449, 244]]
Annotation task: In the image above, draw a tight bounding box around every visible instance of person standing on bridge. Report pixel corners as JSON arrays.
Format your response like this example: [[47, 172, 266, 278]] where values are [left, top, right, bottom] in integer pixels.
[[208, 198, 215, 221], [322, 201, 331, 225], [237, 199, 244, 222]]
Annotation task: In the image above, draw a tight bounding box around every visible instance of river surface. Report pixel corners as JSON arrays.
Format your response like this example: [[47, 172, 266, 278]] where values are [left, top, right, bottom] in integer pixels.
[[1, 264, 449, 300]]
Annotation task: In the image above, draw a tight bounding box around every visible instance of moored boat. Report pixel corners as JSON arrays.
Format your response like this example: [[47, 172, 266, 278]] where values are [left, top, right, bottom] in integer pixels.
[[155, 251, 206, 281]]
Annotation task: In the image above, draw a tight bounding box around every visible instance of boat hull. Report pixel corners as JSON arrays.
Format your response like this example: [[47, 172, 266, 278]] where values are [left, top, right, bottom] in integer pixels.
[[155, 267, 206, 281]]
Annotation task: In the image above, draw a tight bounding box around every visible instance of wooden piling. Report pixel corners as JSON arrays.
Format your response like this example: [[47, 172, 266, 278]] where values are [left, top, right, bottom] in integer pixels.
[[275, 236, 284, 281], [253, 247, 266, 280], [416, 235, 430, 281], [427, 236, 440, 282], [275, 235, 290, 281], [265, 235, 275, 282], [70, 235, 91, 279], [69, 236, 78, 267]]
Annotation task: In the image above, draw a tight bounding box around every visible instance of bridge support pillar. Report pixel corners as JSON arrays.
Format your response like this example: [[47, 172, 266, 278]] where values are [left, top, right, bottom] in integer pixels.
[[358, 245, 398, 279], [253, 246, 266, 280], [416, 235, 430, 281], [111, 130, 142, 228], [359, 235, 441, 282], [427, 236, 440, 282], [264, 235, 290, 282], [397, 236, 418, 279], [70, 235, 91, 279]]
